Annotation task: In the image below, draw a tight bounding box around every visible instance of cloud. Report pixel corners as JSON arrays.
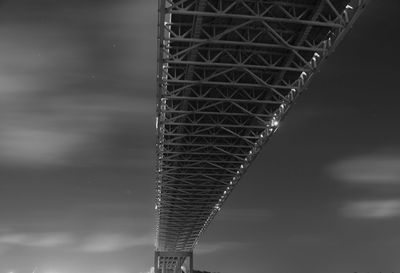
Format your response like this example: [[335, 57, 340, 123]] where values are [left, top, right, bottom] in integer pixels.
[[0, 127, 83, 166], [328, 153, 400, 184], [79, 233, 152, 253], [331, 152, 400, 220], [216, 208, 271, 222], [139, 267, 154, 273], [0, 232, 73, 248], [0, 83, 155, 168], [0, 230, 153, 254], [341, 200, 400, 219], [195, 241, 247, 254], [0, 1, 156, 168]]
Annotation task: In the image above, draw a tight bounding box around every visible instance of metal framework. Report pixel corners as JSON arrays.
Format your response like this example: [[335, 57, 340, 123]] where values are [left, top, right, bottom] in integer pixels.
[[155, 0, 369, 271]]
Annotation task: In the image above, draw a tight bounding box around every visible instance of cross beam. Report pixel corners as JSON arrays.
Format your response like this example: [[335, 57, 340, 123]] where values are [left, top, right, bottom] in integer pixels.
[[155, 0, 371, 266], [155, 251, 193, 273]]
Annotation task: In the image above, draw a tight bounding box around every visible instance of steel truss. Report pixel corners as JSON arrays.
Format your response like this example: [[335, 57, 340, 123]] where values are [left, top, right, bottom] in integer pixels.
[[155, 251, 193, 273], [155, 0, 369, 270]]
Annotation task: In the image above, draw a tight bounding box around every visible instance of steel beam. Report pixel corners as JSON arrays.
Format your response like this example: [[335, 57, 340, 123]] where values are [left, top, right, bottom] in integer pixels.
[[155, 0, 371, 255]]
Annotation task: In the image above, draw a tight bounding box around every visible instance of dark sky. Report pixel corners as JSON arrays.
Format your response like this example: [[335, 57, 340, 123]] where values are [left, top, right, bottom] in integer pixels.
[[0, 1, 399, 273]]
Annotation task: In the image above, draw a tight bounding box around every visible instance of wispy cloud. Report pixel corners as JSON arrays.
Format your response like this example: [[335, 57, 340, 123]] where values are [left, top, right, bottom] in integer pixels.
[[328, 152, 400, 184], [0, 231, 153, 254], [330, 151, 400, 220], [216, 208, 271, 222], [79, 233, 152, 253], [0, 94, 154, 167], [0, 1, 155, 168], [341, 200, 400, 219], [195, 241, 248, 254], [139, 267, 154, 273], [0, 232, 73, 248], [0, 127, 83, 166]]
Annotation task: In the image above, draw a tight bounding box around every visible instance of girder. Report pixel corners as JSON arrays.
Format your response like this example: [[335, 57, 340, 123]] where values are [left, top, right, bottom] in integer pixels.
[[155, 0, 370, 269]]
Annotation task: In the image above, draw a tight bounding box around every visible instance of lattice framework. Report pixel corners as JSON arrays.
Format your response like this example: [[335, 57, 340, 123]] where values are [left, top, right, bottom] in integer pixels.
[[155, 0, 369, 270]]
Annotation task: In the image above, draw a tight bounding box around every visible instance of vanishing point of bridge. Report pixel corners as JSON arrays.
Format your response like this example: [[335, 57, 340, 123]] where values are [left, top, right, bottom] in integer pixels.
[[154, 0, 369, 272]]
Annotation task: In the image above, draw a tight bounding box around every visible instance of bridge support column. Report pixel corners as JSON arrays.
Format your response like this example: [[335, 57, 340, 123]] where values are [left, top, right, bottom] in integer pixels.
[[154, 251, 193, 273]]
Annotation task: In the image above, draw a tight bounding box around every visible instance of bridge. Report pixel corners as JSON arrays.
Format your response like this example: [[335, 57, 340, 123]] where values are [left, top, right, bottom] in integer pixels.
[[154, 0, 369, 272]]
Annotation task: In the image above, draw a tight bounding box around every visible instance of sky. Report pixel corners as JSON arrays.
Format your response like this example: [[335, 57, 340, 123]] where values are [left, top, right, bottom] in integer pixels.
[[0, 1, 399, 273]]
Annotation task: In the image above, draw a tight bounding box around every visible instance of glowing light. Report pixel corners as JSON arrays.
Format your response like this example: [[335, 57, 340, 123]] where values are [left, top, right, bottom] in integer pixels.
[[272, 120, 279, 127]]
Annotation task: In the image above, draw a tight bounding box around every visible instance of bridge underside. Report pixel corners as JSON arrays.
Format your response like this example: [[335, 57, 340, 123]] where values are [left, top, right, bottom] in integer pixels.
[[155, 0, 368, 271]]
